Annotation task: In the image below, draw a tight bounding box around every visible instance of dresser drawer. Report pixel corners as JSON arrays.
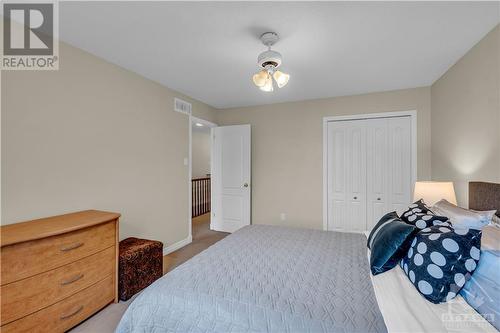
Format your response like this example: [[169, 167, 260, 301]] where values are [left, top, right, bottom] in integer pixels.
[[1, 246, 115, 325], [1, 275, 114, 333], [1, 221, 116, 285]]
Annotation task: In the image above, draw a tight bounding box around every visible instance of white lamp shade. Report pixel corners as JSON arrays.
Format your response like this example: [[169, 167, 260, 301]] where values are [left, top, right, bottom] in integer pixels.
[[413, 181, 457, 206], [259, 74, 274, 92], [252, 70, 268, 87], [273, 70, 290, 88]]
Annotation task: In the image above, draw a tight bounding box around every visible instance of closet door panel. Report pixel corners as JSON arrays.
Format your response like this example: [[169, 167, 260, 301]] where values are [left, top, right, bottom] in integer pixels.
[[327, 122, 347, 231], [327, 121, 366, 232], [387, 117, 412, 213], [345, 121, 367, 232], [366, 118, 388, 231]]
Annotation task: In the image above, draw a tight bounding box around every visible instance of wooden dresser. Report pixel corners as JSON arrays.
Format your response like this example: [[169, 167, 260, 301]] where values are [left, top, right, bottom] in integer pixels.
[[0, 210, 120, 332]]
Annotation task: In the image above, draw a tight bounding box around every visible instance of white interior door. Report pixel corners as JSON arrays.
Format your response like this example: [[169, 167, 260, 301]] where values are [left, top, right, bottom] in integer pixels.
[[211, 125, 251, 233], [327, 120, 367, 232]]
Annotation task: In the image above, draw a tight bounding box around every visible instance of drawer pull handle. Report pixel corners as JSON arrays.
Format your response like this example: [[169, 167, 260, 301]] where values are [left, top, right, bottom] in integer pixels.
[[60, 242, 84, 252], [60, 273, 84, 286], [60, 305, 83, 320]]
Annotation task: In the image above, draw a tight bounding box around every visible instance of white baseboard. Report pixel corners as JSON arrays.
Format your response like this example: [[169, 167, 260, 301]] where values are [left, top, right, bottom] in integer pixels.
[[209, 224, 225, 233], [163, 235, 192, 256]]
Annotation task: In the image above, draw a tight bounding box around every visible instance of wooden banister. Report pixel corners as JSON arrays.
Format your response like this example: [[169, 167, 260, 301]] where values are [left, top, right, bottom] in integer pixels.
[[192, 177, 211, 217]]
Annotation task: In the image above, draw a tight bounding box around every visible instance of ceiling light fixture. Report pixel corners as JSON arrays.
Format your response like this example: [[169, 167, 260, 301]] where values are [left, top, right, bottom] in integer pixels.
[[252, 32, 290, 92], [195, 123, 204, 127]]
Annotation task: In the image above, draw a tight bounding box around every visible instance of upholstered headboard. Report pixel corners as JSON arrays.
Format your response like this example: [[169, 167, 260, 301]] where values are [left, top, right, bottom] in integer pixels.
[[469, 182, 500, 218]]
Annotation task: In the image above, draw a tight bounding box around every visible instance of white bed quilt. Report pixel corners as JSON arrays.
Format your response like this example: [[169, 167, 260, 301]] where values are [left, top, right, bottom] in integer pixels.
[[117, 225, 387, 333]]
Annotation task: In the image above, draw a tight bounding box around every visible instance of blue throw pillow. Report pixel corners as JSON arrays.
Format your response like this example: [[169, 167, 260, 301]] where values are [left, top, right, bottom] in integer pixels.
[[368, 212, 418, 275], [400, 224, 481, 303], [460, 250, 500, 330], [401, 200, 449, 229], [402, 199, 431, 215]]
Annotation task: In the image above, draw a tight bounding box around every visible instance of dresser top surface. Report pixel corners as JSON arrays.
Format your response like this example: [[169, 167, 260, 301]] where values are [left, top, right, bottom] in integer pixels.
[[1, 210, 120, 247]]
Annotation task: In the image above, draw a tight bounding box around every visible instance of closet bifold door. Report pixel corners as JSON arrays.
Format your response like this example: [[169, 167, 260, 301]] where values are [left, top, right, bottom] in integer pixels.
[[366, 118, 389, 231], [366, 116, 412, 231], [386, 116, 412, 215], [327, 120, 367, 232]]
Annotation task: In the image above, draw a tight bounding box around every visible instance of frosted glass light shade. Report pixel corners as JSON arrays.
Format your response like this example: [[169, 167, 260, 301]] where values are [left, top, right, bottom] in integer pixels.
[[259, 74, 273, 92], [252, 70, 268, 87], [413, 181, 457, 206], [273, 70, 290, 88]]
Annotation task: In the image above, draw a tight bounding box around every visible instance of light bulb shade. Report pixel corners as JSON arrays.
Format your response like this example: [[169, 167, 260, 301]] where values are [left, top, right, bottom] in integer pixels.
[[273, 70, 290, 88], [413, 181, 457, 207], [253, 70, 268, 87], [259, 74, 273, 92]]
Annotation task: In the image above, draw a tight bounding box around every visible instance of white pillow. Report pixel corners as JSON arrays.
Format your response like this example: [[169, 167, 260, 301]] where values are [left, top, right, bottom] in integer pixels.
[[481, 225, 500, 250], [492, 214, 500, 228], [471, 209, 497, 225], [431, 199, 496, 230]]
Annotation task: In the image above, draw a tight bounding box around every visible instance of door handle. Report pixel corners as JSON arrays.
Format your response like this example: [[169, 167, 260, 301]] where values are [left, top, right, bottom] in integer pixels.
[[377, 197, 381, 201], [243, 183, 249, 188], [353, 196, 357, 200]]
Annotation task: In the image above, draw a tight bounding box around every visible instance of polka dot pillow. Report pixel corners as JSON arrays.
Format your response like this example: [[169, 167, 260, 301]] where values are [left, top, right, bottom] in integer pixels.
[[400, 224, 481, 304], [402, 199, 431, 215], [401, 200, 449, 229]]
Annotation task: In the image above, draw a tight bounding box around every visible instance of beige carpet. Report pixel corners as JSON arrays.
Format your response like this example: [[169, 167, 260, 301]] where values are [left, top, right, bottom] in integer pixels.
[[70, 213, 228, 332]]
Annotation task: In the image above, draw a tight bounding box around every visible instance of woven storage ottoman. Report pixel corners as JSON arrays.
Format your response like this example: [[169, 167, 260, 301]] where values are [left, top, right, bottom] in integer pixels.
[[119, 237, 163, 301]]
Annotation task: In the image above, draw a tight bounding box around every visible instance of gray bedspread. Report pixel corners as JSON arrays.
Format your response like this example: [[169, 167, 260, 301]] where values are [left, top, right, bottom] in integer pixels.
[[116, 225, 387, 333]]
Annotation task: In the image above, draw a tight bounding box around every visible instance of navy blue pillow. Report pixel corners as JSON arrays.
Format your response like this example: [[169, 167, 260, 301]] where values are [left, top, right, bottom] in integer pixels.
[[402, 199, 431, 215], [368, 212, 418, 275], [400, 224, 482, 303], [401, 200, 449, 229]]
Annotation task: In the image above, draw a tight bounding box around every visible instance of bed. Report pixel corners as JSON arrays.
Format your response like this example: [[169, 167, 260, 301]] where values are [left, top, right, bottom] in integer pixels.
[[116, 182, 499, 333]]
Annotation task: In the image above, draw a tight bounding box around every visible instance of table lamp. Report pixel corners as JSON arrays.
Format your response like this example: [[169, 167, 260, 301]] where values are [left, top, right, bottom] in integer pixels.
[[413, 181, 457, 206]]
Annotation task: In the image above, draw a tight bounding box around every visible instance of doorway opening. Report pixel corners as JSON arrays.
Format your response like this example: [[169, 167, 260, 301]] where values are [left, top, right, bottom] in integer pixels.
[[189, 116, 225, 243]]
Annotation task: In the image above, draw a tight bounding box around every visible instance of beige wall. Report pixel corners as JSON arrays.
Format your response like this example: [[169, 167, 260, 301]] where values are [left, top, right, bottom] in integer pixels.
[[216, 87, 431, 229], [3, 25, 496, 239], [1, 42, 217, 249], [192, 128, 211, 178], [431, 25, 500, 207]]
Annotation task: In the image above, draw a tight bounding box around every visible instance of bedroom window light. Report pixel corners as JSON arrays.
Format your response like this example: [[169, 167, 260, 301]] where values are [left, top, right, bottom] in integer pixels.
[[413, 181, 457, 206]]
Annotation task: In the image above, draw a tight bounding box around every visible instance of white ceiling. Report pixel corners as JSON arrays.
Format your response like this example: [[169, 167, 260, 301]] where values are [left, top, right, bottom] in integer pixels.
[[59, 2, 499, 109]]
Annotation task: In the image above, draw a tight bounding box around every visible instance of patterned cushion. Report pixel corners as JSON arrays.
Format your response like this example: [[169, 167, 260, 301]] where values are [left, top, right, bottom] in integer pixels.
[[367, 212, 418, 275], [402, 199, 431, 215], [119, 237, 163, 301], [400, 225, 481, 303], [401, 200, 449, 229]]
